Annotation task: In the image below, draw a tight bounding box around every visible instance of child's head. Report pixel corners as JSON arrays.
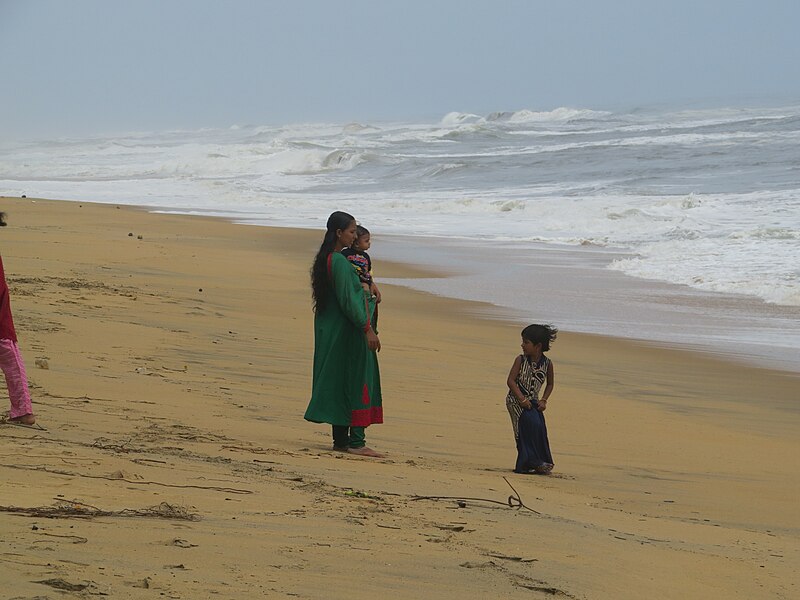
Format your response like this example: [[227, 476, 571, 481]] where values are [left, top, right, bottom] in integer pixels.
[[521, 324, 557, 354], [352, 225, 371, 251], [0, 212, 6, 227]]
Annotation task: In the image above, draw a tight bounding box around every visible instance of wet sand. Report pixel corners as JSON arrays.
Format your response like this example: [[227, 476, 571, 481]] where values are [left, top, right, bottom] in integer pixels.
[[374, 235, 800, 374], [1, 197, 798, 599]]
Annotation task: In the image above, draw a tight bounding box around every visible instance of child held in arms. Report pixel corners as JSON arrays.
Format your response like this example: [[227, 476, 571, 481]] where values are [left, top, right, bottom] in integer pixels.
[[342, 225, 381, 332]]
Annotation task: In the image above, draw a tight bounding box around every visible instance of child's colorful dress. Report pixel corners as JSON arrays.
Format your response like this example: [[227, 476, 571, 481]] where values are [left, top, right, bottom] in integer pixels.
[[505, 354, 553, 473]]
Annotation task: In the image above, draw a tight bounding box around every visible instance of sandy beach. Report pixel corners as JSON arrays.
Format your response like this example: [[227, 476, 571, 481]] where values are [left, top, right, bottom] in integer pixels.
[[1, 197, 798, 599]]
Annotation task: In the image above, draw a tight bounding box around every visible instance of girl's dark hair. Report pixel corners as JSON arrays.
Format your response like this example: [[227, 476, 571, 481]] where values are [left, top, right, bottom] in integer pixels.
[[521, 324, 558, 352], [311, 211, 355, 312], [0, 212, 6, 227], [352, 225, 370, 250]]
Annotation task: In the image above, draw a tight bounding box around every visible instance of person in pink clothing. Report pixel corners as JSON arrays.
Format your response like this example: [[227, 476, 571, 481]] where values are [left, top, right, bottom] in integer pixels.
[[0, 212, 35, 425]]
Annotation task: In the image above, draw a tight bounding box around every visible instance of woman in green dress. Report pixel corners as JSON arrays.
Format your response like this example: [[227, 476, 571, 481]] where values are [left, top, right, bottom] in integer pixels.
[[305, 211, 384, 457]]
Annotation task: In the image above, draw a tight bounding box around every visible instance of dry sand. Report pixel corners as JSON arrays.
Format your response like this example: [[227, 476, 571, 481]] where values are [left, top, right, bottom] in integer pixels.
[[1, 197, 798, 599]]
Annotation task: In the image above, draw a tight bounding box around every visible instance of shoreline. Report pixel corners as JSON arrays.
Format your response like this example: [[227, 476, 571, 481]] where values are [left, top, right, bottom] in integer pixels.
[[18, 194, 800, 374], [73, 197, 800, 375], [1, 197, 798, 599], [6, 196, 800, 409], [373, 234, 800, 375]]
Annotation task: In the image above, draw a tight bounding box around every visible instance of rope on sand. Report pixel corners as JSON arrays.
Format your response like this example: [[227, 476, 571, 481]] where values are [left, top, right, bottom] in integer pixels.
[[410, 476, 541, 515]]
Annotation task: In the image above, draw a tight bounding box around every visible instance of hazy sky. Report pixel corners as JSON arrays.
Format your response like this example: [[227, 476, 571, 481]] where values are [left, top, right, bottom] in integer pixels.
[[1, 0, 799, 138]]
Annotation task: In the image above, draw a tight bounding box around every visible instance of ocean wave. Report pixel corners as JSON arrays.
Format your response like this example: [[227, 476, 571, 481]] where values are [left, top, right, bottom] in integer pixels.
[[608, 233, 800, 306], [440, 112, 483, 126], [731, 227, 800, 241], [423, 163, 469, 178], [342, 122, 380, 134], [398, 129, 784, 165], [256, 147, 368, 175], [491, 199, 527, 212], [3, 103, 799, 312], [439, 107, 611, 132], [505, 107, 611, 123], [437, 125, 501, 141]]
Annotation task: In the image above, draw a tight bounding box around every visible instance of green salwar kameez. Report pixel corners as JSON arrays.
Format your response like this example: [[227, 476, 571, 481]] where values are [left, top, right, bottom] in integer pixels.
[[305, 252, 382, 445]]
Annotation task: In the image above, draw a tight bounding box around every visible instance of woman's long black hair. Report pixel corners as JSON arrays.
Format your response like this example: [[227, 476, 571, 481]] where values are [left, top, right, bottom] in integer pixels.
[[311, 211, 355, 313]]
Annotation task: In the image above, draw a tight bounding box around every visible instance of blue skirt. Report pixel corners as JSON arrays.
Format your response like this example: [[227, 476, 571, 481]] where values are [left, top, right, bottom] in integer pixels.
[[514, 408, 554, 473]]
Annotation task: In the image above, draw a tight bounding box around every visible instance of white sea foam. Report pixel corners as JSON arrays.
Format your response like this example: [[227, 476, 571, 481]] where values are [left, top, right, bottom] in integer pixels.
[[439, 111, 483, 126], [1, 104, 799, 313], [506, 107, 611, 123]]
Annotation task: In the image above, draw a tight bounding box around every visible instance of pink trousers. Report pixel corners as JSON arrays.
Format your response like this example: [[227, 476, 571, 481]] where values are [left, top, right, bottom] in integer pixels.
[[0, 338, 33, 419]]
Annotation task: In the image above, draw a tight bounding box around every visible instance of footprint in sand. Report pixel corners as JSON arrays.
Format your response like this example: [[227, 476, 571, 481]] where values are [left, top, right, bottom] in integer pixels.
[[168, 538, 198, 548], [107, 470, 144, 480]]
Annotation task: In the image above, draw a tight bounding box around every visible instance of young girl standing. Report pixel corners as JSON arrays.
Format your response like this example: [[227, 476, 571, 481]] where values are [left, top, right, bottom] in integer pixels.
[[505, 324, 556, 474], [0, 212, 35, 425]]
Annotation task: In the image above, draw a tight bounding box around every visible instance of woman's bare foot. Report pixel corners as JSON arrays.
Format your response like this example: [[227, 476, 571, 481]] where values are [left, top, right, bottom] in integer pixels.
[[347, 446, 384, 458], [10, 414, 35, 426]]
